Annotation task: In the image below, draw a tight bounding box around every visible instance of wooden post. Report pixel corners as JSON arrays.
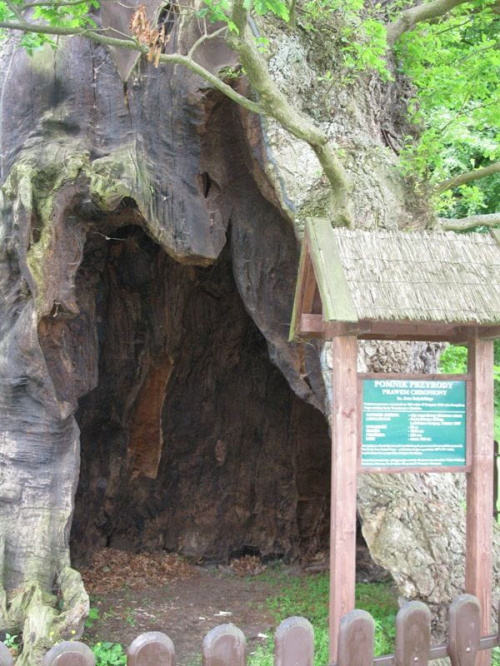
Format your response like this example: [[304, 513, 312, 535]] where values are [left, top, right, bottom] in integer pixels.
[[466, 334, 494, 666], [329, 335, 358, 664]]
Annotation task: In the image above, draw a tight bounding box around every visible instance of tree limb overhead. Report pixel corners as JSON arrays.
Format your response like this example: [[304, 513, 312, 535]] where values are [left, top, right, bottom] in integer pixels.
[[440, 212, 500, 231], [434, 162, 500, 194], [0, 19, 264, 115], [229, 0, 352, 223], [387, 0, 475, 46]]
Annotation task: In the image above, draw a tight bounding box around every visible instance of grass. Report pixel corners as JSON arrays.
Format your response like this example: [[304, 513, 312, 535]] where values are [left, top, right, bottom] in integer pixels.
[[248, 574, 398, 666], [248, 571, 500, 666]]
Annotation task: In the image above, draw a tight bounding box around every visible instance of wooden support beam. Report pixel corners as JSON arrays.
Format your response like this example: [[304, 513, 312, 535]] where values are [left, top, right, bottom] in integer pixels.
[[298, 315, 362, 338], [357, 320, 470, 342], [300, 238, 318, 315], [329, 335, 358, 664], [477, 326, 500, 340], [297, 316, 499, 343], [466, 335, 494, 666], [360, 333, 470, 343], [289, 236, 320, 341], [299, 314, 326, 337], [307, 218, 358, 323]]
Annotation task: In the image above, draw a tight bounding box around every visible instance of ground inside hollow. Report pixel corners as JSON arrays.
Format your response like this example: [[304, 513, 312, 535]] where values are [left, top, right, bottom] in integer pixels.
[[78, 548, 389, 665], [81, 551, 285, 665]]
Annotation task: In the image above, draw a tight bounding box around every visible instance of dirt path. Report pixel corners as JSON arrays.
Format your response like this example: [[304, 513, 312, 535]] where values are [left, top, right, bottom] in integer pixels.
[[82, 551, 288, 665]]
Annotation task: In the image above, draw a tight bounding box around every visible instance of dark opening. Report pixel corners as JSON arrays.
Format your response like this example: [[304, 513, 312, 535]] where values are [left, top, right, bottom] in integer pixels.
[[158, 2, 177, 45], [199, 172, 212, 199], [70, 223, 332, 566]]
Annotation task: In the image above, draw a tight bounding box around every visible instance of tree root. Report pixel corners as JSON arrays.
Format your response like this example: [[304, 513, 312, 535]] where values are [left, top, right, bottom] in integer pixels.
[[3, 568, 88, 666]]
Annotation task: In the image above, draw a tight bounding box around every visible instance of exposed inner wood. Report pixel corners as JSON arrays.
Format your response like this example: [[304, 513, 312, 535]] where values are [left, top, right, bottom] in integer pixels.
[[128, 355, 174, 480]]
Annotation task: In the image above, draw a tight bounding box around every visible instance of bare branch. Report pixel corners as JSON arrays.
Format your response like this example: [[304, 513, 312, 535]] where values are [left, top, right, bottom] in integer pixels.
[[0, 19, 264, 115], [387, 0, 474, 46], [5, 0, 27, 23], [440, 213, 500, 231], [434, 162, 500, 194], [22, 0, 90, 8], [187, 25, 227, 60], [0, 19, 136, 44], [158, 53, 263, 114]]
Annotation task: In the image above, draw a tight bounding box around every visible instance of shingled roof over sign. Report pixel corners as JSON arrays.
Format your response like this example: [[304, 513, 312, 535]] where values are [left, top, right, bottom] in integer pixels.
[[290, 218, 500, 341]]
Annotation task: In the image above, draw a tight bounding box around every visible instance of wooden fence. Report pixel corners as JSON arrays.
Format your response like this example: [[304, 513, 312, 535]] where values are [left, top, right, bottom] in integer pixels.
[[0, 594, 498, 665]]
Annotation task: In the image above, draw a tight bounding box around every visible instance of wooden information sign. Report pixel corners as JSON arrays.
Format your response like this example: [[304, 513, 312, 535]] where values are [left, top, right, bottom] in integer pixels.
[[290, 220, 500, 666], [360, 375, 468, 472]]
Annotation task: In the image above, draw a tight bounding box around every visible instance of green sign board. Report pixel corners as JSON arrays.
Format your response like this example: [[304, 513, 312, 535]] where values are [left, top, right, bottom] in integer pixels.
[[361, 379, 467, 468]]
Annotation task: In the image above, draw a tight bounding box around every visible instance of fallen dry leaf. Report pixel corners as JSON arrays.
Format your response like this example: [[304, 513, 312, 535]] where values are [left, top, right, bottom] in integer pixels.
[[80, 548, 196, 593]]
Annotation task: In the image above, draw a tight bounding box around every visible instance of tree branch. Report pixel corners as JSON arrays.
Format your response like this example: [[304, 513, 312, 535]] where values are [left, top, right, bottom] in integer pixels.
[[1, 8, 352, 222], [434, 162, 500, 194], [387, 0, 475, 46], [0, 19, 138, 44], [5, 0, 27, 23], [22, 0, 90, 8], [187, 25, 227, 60], [440, 213, 500, 231], [0, 19, 264, 115], [158, 52, 263, 114], [229, 0, 352, 223]]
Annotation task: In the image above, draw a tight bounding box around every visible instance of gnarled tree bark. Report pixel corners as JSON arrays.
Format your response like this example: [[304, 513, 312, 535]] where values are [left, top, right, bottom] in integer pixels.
[[0, 3, 498, 663]]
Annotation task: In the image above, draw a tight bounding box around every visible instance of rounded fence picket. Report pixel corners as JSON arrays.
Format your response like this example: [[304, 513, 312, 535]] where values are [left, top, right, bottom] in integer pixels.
[[395, 601, 431, 666], [448, 594, 480, 666], [337, 609, 374, 666], [275, 616, 314, 666], [202, 624, 245, 666], [128, 631, 175, 665], [42, 641, 95, 665]]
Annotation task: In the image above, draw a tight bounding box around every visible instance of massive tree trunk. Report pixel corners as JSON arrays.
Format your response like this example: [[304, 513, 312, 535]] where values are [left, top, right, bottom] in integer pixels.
[[0, 25, 332, 663], [0, 6, 498, 663]]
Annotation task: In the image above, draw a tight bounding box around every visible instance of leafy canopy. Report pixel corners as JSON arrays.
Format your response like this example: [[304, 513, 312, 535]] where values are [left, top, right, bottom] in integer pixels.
[[396, 0, 500, 217], [0, 0, 98, 52], [0, 0, 498, 220]]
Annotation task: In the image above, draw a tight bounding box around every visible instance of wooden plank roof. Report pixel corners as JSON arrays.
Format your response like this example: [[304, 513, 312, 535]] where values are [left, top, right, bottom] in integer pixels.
[[291, 219, 500, 341]]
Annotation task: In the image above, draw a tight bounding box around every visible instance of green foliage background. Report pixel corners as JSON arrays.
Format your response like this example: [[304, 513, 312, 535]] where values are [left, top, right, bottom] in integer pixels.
[[396, 0, 500, 219], [0, 0, 498, 222], [439, 341, 500, 440]]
